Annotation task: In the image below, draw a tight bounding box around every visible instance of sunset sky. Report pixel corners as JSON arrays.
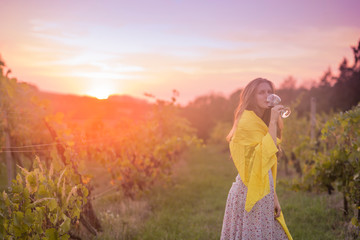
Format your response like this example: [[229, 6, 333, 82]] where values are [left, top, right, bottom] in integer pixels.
[[1, 0, 359, 104]]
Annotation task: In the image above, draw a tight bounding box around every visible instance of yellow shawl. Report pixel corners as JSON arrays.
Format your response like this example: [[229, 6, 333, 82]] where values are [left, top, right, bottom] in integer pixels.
[[229, 110, 292, 240]]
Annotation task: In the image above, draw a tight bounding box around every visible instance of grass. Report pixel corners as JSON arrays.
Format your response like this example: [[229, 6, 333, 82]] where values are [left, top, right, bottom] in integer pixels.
[[132, 145, 237, 240], [277, 182, 346, 240]]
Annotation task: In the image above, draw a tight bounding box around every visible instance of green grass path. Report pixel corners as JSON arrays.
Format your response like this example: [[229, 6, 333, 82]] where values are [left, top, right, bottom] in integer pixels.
[[134, 145, 345, 240]]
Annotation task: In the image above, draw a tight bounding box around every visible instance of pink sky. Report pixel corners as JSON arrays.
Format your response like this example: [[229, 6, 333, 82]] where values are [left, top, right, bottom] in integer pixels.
[[1, 0, 359, 105]]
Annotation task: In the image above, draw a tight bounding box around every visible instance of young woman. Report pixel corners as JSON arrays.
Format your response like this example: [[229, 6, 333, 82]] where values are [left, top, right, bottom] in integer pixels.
[[220, 78, 293, 240]]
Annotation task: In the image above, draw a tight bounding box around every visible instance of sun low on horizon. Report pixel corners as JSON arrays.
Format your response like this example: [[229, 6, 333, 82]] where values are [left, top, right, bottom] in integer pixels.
[[85, 87, 113, 100], [84, 81, 119, 100]]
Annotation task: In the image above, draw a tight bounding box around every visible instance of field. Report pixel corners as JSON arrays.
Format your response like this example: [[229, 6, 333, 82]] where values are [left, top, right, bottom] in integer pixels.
[[89, 144, 347, 240]]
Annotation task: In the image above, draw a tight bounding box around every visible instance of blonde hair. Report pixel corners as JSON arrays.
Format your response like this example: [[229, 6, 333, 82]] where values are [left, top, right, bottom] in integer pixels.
[[226, 78, 277, 142]]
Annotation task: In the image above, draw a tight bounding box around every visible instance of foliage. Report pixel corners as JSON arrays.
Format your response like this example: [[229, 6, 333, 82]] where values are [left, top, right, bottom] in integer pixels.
[[302, 104, 360, 233], [0, 156, 88, 239], [320, 105, 360, 205]]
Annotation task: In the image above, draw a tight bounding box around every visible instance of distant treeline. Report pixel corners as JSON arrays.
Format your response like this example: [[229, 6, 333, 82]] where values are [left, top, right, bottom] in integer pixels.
[[181, 40, 360, 141]]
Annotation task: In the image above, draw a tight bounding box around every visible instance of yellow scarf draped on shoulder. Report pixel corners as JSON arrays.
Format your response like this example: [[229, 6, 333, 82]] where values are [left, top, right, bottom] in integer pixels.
[[229, 110, 293, 240]]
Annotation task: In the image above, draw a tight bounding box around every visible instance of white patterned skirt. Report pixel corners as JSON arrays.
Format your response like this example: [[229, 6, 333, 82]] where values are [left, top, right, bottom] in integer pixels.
[[220, 170, 288, 240]]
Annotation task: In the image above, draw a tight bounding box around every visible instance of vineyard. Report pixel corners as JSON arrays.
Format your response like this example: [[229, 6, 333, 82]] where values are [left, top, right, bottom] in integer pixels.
[[1, 40, 360, 239], [0, 59, 202, 239]]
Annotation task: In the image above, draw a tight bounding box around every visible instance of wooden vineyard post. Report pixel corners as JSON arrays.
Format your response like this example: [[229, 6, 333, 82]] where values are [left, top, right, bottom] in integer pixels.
[[310, 97, 316, 143], [4, 110, 15, 186], [0, 83, 16, 186]]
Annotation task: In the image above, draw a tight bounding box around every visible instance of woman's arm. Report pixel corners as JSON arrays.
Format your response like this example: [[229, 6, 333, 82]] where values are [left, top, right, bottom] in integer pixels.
[[268, 121, 277, 145], [269, 105, 284, 218], [269, 105, 283, 145]]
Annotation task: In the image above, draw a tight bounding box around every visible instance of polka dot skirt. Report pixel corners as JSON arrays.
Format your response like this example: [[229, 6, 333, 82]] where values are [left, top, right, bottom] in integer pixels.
[[220, 170, 288, 240]]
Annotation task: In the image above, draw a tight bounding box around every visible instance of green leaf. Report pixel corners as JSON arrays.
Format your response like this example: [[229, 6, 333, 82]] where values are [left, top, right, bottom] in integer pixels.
[[37, 184, 48, 198], [13, 225, 23, 237], [26, 172, 38, 194], [23, 208, 34, 227], [14, 211, 24, 226], [2, 191, 10, 207], [351, 217, 359, 227], [48, 198, 58, 212], [59, 215, 71, 234], [83, 186, 89, 198], [59, 234, 70, 240], [12, 182, 23, 194], [45, 228, 58, 240], [71, 207, 81, 220]]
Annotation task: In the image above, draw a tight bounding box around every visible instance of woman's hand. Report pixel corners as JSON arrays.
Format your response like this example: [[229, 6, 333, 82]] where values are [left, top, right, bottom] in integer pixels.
[[274, 192, 281, 218], [270, 105, 283, 124]]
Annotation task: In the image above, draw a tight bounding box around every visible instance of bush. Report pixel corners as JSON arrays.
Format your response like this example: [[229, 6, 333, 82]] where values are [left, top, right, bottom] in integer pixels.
[[0, 156, 88, 239]]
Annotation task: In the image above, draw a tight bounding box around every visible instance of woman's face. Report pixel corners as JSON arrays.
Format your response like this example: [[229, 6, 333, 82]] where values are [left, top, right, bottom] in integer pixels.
[[254, 82, 273, 110]]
